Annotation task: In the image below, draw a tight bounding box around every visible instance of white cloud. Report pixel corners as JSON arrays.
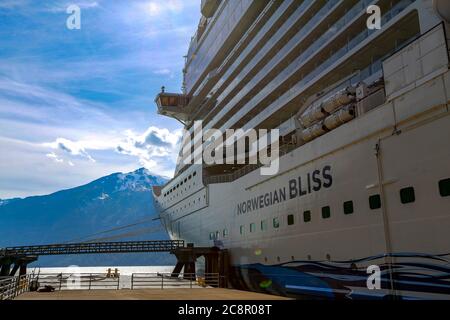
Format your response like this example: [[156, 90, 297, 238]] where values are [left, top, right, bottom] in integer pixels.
[[144, 0, 185, 17], [40, 125, 182, 179], [0, 0, 29, 9], [116, 126, 182, 172], [46, 152, 64, 163], [153, 68, 171, 75], [43, 138, 97, 163], [46, 1, 100, 13]]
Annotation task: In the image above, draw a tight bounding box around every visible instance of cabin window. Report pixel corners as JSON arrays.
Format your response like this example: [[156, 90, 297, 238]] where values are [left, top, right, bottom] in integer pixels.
[[223, 229, 228, 238], [303, 211, 311, 223], [369, 194, 381, 210], [215, 231, 220, 239], [273, 217, 280, 229], [322, 206, 331, 219], [287, 214, 295, 226], [439, 178, 450, 197], [240, 225, 244, 235], [193, 171, 197, 176], [400, 187, 415, 204], [261, 220, 267, 231], [209, 232, 214, 240], [250, 223, 256, 233], [343, 201, 354, 215]]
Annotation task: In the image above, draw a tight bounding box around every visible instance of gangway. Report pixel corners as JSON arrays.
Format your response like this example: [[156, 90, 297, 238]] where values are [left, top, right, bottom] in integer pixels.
[[1, 240, 229, 288], [0, 240, 184, 277], [1, 240, 184, 256]]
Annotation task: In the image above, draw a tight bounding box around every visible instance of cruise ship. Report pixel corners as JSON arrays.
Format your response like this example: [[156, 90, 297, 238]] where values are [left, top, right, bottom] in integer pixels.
[[152, 0, 450, 299]]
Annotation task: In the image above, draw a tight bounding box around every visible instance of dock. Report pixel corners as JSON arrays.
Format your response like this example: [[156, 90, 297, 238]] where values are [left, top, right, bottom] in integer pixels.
[[15, 288, 290, 300]]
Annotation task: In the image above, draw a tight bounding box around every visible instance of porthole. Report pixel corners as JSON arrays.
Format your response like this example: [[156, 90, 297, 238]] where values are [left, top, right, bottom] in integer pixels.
[[400, 187, 415, 204], [273, 217, 280, 229], [369, 194, 381, 210], [261, 220, 267, 231], [439, 178, 450, 197], [287, 214, 295, 226], [343, 201, 354, 215], [322, 206, 331, 219], [303, 211, 311, 223]]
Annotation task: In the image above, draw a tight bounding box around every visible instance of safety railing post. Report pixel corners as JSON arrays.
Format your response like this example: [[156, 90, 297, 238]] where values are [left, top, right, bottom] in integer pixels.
[[14, 276, 20, 298], [161, 274, 164, 289], [131, 274, 134, 290], [88, 274, 92, 290]]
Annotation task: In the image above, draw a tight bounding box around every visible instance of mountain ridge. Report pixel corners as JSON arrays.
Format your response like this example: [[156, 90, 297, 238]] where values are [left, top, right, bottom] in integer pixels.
[[0, 168, 174, 267]]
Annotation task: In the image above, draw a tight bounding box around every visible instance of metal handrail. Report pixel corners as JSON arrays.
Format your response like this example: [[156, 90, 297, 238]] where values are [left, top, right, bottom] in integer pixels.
[[0, 275, 30, 300], [31, 273, 121, 291], [1, 240, 185, 256], [131, 273, 221, 289]]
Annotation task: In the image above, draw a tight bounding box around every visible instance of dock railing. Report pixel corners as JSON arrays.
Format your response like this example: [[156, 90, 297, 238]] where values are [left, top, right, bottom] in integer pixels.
[[0, 275, 30, 300], [0, 272, 223, 299], [131, 273, 220, 289], [30, 273, 121, 291]]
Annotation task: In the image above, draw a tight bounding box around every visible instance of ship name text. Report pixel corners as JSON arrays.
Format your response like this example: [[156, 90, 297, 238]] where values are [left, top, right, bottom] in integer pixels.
[[237, 166, 332, 215]]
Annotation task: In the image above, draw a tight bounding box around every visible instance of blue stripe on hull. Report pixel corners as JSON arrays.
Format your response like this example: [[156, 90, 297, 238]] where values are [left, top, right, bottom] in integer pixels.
[[228, 253, 450, 300]]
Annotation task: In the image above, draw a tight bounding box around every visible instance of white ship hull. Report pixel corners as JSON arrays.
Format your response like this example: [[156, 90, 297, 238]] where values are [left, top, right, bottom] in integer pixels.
[[152, 1, 450, 299], [156, 67, 450, 298]]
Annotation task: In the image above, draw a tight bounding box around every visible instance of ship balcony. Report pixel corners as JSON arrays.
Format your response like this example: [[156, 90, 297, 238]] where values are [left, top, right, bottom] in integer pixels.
[[155, 91, 192, 123], [201, 0, 221, 18]]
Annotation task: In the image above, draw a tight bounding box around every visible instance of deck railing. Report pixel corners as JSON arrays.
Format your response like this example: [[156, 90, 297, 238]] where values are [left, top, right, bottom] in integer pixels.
[[0, 275, 30, 300], [32, 273, 121, 291], [0, 272, 223, 298], [131, 273, 221, 289]]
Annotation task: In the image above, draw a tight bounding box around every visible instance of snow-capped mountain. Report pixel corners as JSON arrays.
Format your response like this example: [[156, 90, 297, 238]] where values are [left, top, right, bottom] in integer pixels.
[[0, 168, 174, 267], [115, 168, 167, 192]]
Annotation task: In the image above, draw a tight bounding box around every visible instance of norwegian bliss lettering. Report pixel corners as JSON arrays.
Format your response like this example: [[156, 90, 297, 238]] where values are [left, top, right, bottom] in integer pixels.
[[237, 166, 333, 215], [237, 188, 286, 215]]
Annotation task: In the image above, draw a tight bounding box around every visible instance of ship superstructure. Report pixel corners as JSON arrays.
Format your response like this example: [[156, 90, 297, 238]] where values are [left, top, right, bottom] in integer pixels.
[[153, 0, 450, 299]]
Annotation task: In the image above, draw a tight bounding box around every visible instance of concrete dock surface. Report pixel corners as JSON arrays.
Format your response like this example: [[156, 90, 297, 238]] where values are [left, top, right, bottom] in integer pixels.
[[16, 288, 291, 300]]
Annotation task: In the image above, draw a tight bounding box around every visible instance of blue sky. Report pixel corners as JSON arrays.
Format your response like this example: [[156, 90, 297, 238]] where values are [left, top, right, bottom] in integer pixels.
[[0, 0, 200, 198]]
